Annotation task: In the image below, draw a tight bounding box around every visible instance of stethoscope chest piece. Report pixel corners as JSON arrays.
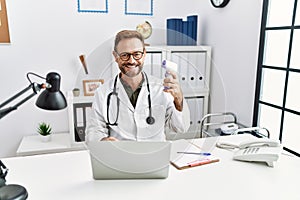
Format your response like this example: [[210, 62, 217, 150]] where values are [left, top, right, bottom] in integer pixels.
[[146, 116, 155, 125]]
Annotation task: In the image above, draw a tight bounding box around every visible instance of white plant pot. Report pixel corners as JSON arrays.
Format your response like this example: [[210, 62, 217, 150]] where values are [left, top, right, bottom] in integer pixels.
[[72, 90, 80, 97], [41, 135, 52, 142]]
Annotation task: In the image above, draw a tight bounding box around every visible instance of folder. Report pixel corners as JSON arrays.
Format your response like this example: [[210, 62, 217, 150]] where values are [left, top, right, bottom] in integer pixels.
[[194, 52, 206, 89], [152, 53, 163, 78], [172, 52, 188, 88], [73, 103, 92, 142], [187, 20, 194, 45], [186, 52, 197, 88], [143, 52, 152, 75], [194, 97, 204, 130], [186, 98, 195, 132], [167, 19, 177, 45], [166, 15, 198, 46], [187, 15, 198, 45], [174, 18, 183, 45], [182, 21, 188, 45], [190, 97, 198, 132]]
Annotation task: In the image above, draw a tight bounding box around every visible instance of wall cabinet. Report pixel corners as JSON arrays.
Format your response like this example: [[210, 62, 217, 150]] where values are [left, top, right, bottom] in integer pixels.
[[68, 46, 212, 143]]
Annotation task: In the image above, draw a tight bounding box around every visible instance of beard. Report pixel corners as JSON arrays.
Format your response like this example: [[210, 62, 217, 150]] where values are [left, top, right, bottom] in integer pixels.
[[119, 63, 143, 78]]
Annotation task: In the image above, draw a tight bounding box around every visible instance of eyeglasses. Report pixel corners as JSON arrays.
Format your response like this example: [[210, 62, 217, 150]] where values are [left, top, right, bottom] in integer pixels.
[[116, 50, 144, 61]]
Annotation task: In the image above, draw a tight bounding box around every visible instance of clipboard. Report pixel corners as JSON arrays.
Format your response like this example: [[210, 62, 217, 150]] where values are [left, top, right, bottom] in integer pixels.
[[171, 155, 219, 170], [170, 139, 219, 170]]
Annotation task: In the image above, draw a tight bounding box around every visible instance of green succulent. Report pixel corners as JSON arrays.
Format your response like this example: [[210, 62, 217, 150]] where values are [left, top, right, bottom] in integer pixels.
[[37, 122, 52, 136]]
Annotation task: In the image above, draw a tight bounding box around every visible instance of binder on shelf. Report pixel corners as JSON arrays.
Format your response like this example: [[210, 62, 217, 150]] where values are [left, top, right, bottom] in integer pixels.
[[195, 53, 206, 88], [185, 97, 202, 133], [187, 53, 198, 88], [167, 19, 177, 45], [186, 98, 195, 132], [143, 54, 152, 75], [187, 20, 194, 45], [172, 52, 188, 88], [174, 18, 183, 45], [152, 53, 163, 78], [194, 97, 203, 129], [73, 103, 92, 142], [187, 15, 198, 45], [167, 18, 183, 45], [182, 21, 188, 45], [166, 15, 197, 45]]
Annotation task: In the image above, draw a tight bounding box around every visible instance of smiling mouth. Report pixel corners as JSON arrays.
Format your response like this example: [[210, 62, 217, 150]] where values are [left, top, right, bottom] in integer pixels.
[[124, 64, 138, 69]]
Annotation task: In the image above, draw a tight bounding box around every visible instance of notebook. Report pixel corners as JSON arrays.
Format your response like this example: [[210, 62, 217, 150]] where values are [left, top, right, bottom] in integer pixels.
[[87, 141, 171, 179]]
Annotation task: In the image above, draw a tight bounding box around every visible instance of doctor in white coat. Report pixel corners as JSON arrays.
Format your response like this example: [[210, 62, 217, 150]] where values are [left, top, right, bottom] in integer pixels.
[[86, 30, 190, 142]]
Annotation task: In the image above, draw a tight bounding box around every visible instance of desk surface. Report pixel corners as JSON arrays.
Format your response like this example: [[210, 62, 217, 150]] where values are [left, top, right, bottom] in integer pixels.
[[3, 134, 300, 200], [16, 133, 84, 156]]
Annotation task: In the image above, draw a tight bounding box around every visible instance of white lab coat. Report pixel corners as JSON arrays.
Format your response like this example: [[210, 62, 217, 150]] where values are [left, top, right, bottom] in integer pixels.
[[86, 74, 190, 142]]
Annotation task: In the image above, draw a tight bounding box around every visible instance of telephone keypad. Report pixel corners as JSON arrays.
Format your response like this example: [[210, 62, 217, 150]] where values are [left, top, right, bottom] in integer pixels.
[[243, 147, 260, 154]]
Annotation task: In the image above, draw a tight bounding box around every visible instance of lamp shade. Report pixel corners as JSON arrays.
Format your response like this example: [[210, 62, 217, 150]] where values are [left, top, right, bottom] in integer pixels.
[[35, 72, 67, 110]]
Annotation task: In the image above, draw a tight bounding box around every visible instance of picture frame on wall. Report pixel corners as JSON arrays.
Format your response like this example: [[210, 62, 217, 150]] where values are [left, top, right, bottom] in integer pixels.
[[83, 79, 104, 96], [125, 0, 153, 16], [0, 0, 11, 43], [77, 0, 108, 13]]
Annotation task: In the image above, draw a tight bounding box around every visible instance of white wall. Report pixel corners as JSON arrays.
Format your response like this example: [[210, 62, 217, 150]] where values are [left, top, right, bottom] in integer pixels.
[[0, 0, 263, 157], [198, 1, 264, 125]]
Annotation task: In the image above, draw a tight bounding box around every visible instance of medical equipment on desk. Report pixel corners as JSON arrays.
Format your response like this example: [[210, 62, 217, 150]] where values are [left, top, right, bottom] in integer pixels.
[[220, 123, 239, 134], [106, 72, 155, 136], [200, 112, 243, 137], [200, 112, 270, 138]]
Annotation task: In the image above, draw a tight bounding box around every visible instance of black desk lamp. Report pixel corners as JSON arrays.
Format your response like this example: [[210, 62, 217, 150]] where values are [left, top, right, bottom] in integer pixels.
[[0, 72, 67, 200]]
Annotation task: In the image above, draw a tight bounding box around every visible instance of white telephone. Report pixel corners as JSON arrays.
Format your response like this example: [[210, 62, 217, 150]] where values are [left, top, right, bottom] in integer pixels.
[[216, 138, 281, 167], [233, 138, 281, 167]]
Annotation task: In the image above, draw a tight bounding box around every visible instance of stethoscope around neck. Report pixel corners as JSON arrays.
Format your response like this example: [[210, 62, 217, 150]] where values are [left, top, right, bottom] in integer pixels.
[[106, 72, 155, 133]]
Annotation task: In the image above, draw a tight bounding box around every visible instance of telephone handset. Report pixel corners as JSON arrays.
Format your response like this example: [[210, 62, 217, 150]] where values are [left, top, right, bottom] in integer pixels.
[[238, 138, 280, 149], [233, 138, 281, 167]]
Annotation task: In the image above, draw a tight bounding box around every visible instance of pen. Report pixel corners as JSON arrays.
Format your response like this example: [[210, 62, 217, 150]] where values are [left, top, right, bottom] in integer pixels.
[[177, 152, 211, 156]]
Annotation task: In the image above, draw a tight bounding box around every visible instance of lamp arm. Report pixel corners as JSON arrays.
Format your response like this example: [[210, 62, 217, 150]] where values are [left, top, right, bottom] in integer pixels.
[[0, 83, 43, 119]]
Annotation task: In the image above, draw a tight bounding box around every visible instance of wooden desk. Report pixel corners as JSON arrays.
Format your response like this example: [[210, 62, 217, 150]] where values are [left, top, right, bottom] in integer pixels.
[[3, 135, 300, 200]]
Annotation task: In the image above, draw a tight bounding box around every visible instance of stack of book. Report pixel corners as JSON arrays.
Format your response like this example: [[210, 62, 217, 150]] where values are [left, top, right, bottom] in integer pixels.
[[167, 15, 198, 46]]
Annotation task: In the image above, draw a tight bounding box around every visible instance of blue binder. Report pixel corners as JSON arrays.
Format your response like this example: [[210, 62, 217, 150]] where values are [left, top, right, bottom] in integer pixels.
[[174, 19, 183, 45], [187, 15, 198, 45], [167, 19, 176, 45], [167, 15, 197, 45], [182, 21, 188, 45]]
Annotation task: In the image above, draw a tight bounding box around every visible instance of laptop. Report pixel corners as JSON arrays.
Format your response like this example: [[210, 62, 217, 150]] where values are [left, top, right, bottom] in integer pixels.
[[87, 141, 171, 179]]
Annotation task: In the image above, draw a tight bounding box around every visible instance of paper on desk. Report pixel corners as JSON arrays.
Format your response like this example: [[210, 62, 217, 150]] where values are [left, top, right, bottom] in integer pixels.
[[170, 139, 219, 170], [171, 154, 219, 169], [170, 139, 200, 160]]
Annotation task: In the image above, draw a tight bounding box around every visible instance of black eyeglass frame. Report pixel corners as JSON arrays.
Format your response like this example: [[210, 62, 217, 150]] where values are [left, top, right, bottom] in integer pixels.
[[116, 49, 145, 61]]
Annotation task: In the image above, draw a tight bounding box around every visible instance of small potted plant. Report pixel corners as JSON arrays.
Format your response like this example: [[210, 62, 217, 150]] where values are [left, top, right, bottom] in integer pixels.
[[37, 122, 52, 142], [72, 88, 80, 97]]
